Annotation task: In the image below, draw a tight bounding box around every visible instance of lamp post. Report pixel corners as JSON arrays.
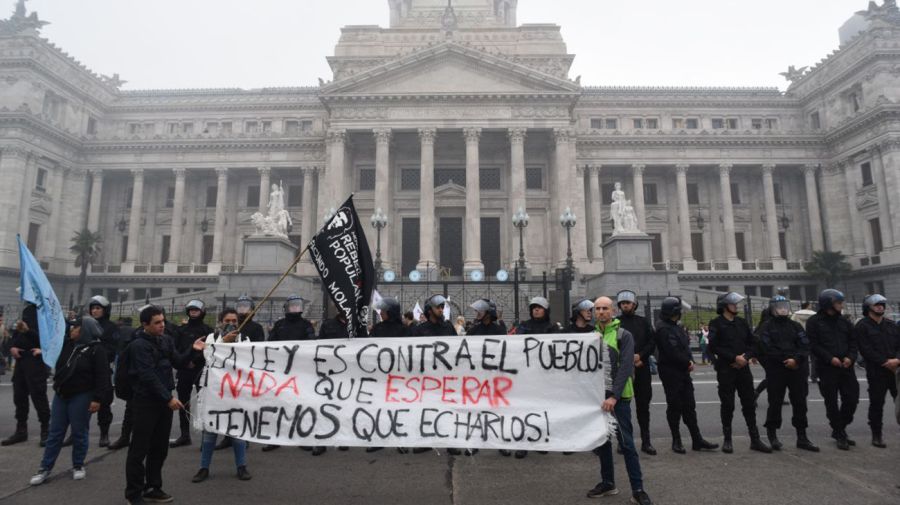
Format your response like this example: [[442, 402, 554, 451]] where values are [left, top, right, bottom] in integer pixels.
[[559, 206, 577, 319], [512, 206, 529, 324], [370, 208, 388, 276]]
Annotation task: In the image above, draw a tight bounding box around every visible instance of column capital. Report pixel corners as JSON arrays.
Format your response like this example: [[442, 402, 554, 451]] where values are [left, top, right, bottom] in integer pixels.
[[130, 168, 144, 177], [88, 167, 104, 177], [1, 146, 29, 159], [718, 163, 733, 176], [761, 163, 776, 175], [327, 128, 347, 144], [632, 163, 646, 175], [463, 127, 482, 142], [373, 128, 393, 144], [173, 168, 187, 178], [675, 163, 689, 175], [507, 127, 527, 144], [215, 167, 228, 178], [591, 164, 602, 175], [257, 166, 271, 176], [802, 163, 820, 175], [302, 166, 318, 176], [418, 128, 437, 144], [552, 127, 569, 144]]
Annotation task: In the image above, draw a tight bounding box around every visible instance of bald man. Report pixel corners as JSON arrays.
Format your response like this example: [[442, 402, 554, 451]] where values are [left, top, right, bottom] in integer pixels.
[[586, 297, 653, 505]]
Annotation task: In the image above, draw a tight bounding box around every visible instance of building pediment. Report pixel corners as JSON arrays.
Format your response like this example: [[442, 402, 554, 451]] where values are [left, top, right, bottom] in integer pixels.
[[320, 42, 580, 98]]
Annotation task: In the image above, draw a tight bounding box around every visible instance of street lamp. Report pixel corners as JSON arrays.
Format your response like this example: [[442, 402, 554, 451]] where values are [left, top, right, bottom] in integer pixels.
[[370, 208, 388, 275], [512, 206, 529, 324], [559, 206, 577, 319]]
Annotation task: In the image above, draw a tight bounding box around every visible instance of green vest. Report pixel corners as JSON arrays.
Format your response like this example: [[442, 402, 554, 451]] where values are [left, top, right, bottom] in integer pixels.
[[599, 319, 634, 400]]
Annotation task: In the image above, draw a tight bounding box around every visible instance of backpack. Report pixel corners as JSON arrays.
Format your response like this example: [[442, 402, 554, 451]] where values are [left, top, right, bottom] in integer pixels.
[[114, 335, 160, 401]]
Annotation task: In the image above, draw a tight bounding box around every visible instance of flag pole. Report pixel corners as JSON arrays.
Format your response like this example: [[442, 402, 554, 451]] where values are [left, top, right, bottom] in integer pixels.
[[235, 243, 311, 335]]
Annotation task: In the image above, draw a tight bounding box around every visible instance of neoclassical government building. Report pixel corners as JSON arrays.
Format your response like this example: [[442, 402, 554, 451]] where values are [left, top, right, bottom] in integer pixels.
[[0, 0, 898, 307]]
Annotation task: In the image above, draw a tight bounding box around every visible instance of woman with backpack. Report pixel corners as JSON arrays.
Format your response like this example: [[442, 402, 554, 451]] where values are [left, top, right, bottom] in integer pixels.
[[29, 316, 110, 485]]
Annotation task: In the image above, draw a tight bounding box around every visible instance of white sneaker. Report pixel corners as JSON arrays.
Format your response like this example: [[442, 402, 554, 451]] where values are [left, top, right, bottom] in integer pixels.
[[29, 469, 50, 486], [72, 466, 86, 480]]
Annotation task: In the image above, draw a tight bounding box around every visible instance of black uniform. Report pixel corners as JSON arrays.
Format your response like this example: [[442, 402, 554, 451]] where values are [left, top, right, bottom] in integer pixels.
[[854, 316, 900, 433], [466, 322, 506, 336], [9, 305, 50, 433], [173, 318, 212, 440], [412, 319, 457, 337], [319, 317, 349, 340], [755, 315, 810, 430], [268, 313, 316, 341], [618, 313, 655, 444], [370, 320, 410, 338], [654, 318, 702, 441], [806, 311, 859, 434], [514, 316, 557, 335], [93, 313, 119, 437], [238, 316, 266, 343], [707, 315, 759, 435]]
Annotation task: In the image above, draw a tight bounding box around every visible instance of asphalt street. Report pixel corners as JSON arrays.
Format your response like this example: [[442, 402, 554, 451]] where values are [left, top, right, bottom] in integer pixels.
[[0, 364, 897, 505]]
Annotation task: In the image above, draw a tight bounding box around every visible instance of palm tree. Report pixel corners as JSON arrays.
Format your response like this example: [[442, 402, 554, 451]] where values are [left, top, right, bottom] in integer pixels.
[[804, 250, 852, 289], [70, 229, 102, 306]]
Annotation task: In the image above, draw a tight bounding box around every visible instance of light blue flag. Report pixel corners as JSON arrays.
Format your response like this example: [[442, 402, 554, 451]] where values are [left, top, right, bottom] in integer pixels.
[[17, 235, 65, 368]]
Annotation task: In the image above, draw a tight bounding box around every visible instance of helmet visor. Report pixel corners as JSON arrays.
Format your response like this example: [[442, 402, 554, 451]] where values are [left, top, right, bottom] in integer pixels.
[[286, 299, 304, 314], [236, 300, 253, 314], [772, 300, 791, 316], [470, 300, 491, 313], [429, 295, 447, 308]]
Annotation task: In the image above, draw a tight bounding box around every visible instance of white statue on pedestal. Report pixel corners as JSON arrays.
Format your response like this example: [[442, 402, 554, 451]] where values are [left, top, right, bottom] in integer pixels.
[[251, 182, 293, 239], [610, 182, 641, 235]]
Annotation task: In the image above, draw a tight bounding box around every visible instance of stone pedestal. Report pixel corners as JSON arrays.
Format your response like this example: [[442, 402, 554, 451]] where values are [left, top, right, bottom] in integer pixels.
[[217, 236, 319, 306], [584, 233, 680, 296], [242, 236, 298, 273]]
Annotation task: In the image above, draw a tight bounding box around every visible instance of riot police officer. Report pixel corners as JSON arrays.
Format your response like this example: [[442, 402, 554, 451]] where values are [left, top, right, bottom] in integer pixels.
[[319, 312, 349, 340], [654, 297, 717, 454], [411, 295, 456, 337], [370, 297, 410, 338], [84, 296, 119, 447], [1, 303, 50, 447], [854, 294, 900, 448], [466, 299, 505, 336], [806, 289, 859, 450], [170, 300, 213, 448], [514, 297, 557, 335], [235, 295, 266, 342], [615, 290, 656, 455], [755, 296, 819, 452], [566, 299, 595, 333], [707, 292, 771, 454], [268, 296, 316, 342]]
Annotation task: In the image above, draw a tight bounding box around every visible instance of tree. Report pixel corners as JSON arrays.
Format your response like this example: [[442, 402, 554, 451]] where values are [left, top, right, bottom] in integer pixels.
[[804, 250, 852, 289], [70, 229, 102, 306]]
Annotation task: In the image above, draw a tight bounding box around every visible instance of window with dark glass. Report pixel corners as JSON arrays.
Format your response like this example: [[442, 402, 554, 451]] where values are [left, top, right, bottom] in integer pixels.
[[359, 168, 376, 191], [649, 233, 663, 263], [643, 183, 658, 205], [687, 183, 700, 205], [161, 235, 171, 264], [525, 166, 543, 190], [247, 186, 260, 208], [601, 183, 616, 205], [288, 184, 302, 207], [35, 168, 47, 191], [480, 168, 501, 190], [730, 183, 741, 204], [735, 232, 746, 261], [871, 218, 883, 254], [402, 218, 420, 275], [480, 218, 501, 274], [165, 186, 175, 208], [860, 162, 873, 187], [434, 168, 466, 187], [401, 168, 420, 190], [206, 186, 217, 207], [691, 233, 705, 262]]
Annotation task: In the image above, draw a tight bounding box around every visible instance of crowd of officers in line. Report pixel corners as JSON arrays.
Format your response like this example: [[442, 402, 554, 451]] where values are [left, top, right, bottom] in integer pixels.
[[1, 287, 898, 505]]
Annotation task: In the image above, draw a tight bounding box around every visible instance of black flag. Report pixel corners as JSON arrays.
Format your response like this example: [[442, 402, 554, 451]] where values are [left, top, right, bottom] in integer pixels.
[[308, 195, 375, 338]]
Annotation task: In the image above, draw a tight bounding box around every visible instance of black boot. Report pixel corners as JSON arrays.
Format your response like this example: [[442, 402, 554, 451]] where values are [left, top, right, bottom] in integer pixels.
[[721, 426, 733, 454], [99, 426, 110, 448], [831, 429, 855, 446], [872, 428, 886, 449], [842, 430, 856, 446], [766, 427, 783, 451], [796, 429, 820, 452], [169, 434, 191, 448], [1, 424, 27, 446], [639, 429, 656, 455], [107, 431, 130, 450], [690, 425, 718, 451], [748, 426, 772, 453], [671, 429, 686, 454], [39, 424, 48, 448]]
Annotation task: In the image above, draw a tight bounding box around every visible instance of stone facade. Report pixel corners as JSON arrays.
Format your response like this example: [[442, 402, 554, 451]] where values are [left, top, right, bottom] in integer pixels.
[[1, 0, 899, 307]]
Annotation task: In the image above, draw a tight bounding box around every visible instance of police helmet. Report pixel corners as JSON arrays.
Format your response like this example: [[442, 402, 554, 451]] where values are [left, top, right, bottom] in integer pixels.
[[185, 299, 206, 316], [862, 294, 888, 316], [616, 290, 639, 310], [660, 297, 686, 318], [769, 295, 791, 317], [571, 298, 594, 323], [284, 295, 305, 315], [374, 297, 402, 322], [716, 292, 746, 315], [424, 294, 447, 314], [88, 295, 111, 317], [817, 289, 845, 313], [528, 296, 550, 319], [236, 295, 255, 315], [470, 298, 498, 321]]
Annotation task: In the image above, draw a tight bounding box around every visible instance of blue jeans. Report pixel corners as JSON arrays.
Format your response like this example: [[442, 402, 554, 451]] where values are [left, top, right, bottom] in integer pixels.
[[200, 431, 247, 470], [41, 392, 93, 470], [597, 398, 644, 493]]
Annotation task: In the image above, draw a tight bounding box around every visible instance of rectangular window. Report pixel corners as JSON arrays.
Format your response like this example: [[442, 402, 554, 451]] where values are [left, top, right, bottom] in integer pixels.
[[632, 118, 644, 129], [149, 288, 162, 298], [125, 187, 133, 208], [871, 218, 883, 254], [649, 233, 663, 263], [401, 168, 420, 190], [201, 235, 214, 264], [287, 184, 302, 207], [590, 118, 603, 129], [744, 285, 758, 297], [87, 116, 97, 135], [525, 167, 543, 190], [760, 286, 774, 298], [285, 120, 300, 134], [120, 235, 128, 263], [261, 121, 272, 133], [726, 118, 739, 129], [686, 118, 699, 129], [751, 118, 763, 130], [735, 232, 746, 261], [860, 162, 873, 187], [605, 118, 618, 130], [26, 222, 40, 254], [161, 235, 171, 264], [204, 121, 218, 133], [35, 168, 47, 191], [128, 123, 141, 135], [182, 122, 193, 134], [712, 118, 725, 129], [480, 218, 501, 274], [246, 186, 260, 208], [245, 121, 258, 133], [779, 231, 787, 259], [167, 123, 179, 134], [687, 183, 700, 205], [765, 118, 777, 129], [810, 111, 821, 130], [359, 168, 376, 191], [773, 183, 782, 205], [134, 288, 147, 301], [220, 121, 232, 134], [643, 183, 658, 205], [646, 118, 659, 129], [849, 92, 860, 113], [691, 232, 705, 262], [206, 186, 217, 207], [601, 183, 616, 205], [730, 183, 741, 204], [401, 218, 420, 276], [672, 118, 684, 129], [434, 168, 466, 187], [165, 186, 175, 208], [480, 168, 501, 190], [300, 120, 313, 132]]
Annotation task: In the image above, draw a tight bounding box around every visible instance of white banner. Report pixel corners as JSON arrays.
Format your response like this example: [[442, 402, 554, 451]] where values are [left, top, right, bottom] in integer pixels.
[[196, 334, 611, 451]]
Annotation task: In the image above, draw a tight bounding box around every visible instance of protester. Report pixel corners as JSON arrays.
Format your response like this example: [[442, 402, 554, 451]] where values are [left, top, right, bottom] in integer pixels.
[[402, 311, 416, 328], [29, 316, 110, 485], [170, 300, 213, 449], [191, 308, 251, 483], [1, 303, 50, 447], [854, 294, 900, 448], [698, 326, 709, 365], [124, 305, 203, 505], [454, 315, 466, 336], [586, 296, 653, 505], [615, 290, 657, 456]]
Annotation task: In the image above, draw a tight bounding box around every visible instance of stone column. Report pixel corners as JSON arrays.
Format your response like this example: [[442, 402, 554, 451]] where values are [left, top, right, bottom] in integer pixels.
[[761, 164, 786, 268], [324, 129, 346, 217], [87, 168, 104, 232], [842, 161, 865, 257], [464, 127, 484, 273], [552, 128, 570, 265], [631, 164, 647, 231], [418, 128, 437, 272], [373, 128, 393, 268], [588, 164, 604, 261], [508, 128, 527, 266], [18, 154, 38, 238], [675, 164, 696, 269], [802, 164, 824, 252], [301, 167, 316, 244], [0, 148, 28, 267], [258, 166, 271, 214], [42, 166, 67, 263], [125, 168, 144, 263], [210, 167, 229, 266], [869, 146, 895, 250], [167, 168, 186, 269], [719, 163, 741, 269]]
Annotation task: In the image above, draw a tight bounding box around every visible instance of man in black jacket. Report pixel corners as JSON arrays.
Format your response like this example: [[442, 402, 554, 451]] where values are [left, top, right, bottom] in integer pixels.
[[616, 290, 657, 455], [1, 303, 50, 447], [124, 305, 202, 505], [371, 298, 409, 338], [806, 289, 859, 450], [707, 292, 771, 454], [755, 296, 819, 452], [268, 295, 316, 342], [319, 313, 349, 340], [654, 297, 717, 454], [235, 295, 266, 342], [854, 294, 900, 448], [466, 299, 505, 336], [169, 300, 213, 448], [514, 297, 557, 335], [412, 295, 456, 337]]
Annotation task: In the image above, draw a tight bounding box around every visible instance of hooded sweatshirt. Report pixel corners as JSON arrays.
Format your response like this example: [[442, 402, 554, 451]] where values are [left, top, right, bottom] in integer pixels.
[[53, 317, 111, 402]]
